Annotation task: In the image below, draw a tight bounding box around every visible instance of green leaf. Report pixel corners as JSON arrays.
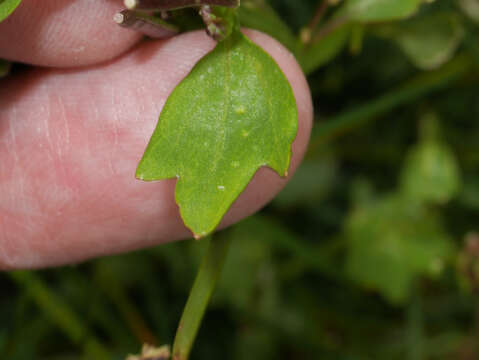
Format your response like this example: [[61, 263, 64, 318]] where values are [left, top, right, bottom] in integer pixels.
[[460, 177, 479, 210], [345, 194, 454, 304], [393, 13, 464, 70], [341, 0, 423, 23], [0, 0, 22, 23], [459, 0, 479, 23], [137, 30, 298, 238], [400, 139, 461, 205]]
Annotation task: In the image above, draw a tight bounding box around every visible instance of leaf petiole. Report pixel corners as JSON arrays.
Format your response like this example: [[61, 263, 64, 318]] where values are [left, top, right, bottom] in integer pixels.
[[124, 0, 239, 12], [171, 233, 231, 360], [199, 5, 238, 41], [114, 10, 179, 39]]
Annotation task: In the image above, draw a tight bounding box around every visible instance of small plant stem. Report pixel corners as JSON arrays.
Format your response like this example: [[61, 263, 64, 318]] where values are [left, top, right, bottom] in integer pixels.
[[300, 0, 330, 44], [311, 16, 349, 43], [114, 10, 178, 39], [309, 0, 329, 30], [172, 233, 230, 360], [199, 5, 226, 41], [125, 0, 239, 11]]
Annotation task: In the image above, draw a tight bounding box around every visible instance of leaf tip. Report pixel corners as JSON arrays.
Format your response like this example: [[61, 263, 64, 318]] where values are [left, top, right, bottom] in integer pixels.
[[190, 227, 211, 240], [193, 232, 208, 241]]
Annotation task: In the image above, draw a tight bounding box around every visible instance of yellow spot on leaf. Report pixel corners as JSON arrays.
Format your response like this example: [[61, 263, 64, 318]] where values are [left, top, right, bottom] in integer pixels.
[[235, 105, 246, 115]]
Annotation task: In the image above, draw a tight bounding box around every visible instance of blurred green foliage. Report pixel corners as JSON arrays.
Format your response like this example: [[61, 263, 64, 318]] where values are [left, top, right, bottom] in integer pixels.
[[2, 0, 479, 359]]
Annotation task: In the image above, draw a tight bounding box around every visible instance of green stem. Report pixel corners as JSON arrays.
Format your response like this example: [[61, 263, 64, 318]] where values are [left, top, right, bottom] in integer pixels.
[[172, 233, 231, 360], [308, 54, 473, 155], [300, 0, 329, 44]]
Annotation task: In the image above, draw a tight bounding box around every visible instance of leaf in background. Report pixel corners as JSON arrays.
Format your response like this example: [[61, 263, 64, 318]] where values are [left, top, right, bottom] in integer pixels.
[[341, 0, 423, 23], [400, 139, 462, 204], [300, 24, 351, 75], [0, 0, 22, 23], [393, 13, 464, 70], [345, 194, 454, 304], [459, 0, 479, 22], [459, 177, 479, 210], [215, 216, 303, 360], [349, 23, 366, 55], [239, 0, 297, 52], [137, 30, 298, 238]]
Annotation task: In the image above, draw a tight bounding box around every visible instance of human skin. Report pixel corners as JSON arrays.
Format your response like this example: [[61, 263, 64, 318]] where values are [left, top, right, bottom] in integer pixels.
[[0, 0, 313, 269]]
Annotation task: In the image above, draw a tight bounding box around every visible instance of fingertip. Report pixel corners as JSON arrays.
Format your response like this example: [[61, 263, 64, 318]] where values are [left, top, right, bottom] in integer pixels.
[[0, 0, 143, 67], [0, 29, 312, 269]]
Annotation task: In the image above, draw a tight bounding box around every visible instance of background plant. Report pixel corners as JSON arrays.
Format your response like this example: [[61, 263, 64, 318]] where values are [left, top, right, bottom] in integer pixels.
[[1, 0, 479, 359]]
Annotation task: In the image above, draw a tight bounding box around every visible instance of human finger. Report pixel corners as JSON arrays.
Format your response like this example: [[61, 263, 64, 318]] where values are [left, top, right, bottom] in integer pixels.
[[0, 30, 313, 269], [0, 0, 142, 67]]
